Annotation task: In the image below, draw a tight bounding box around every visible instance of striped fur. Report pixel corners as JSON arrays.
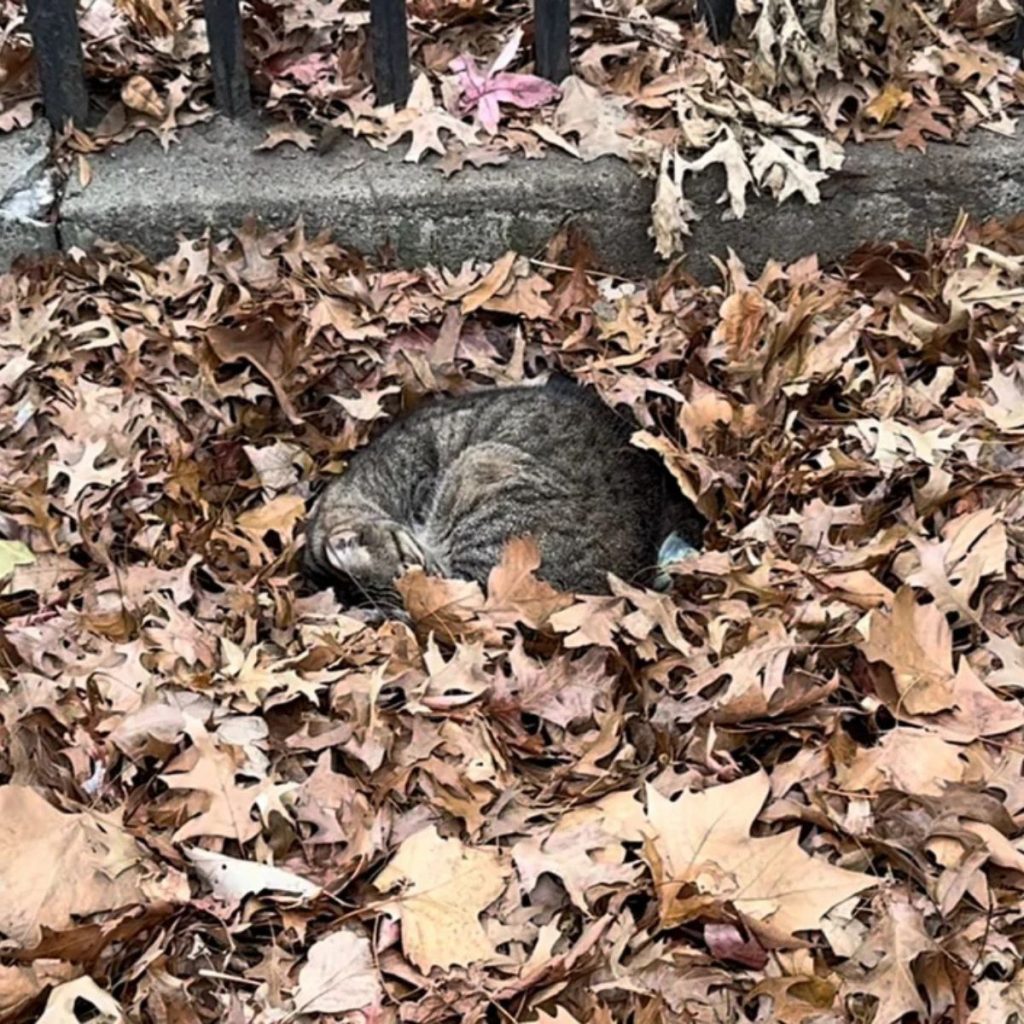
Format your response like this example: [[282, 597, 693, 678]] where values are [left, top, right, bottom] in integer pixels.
[[303, 377, 703, 603]]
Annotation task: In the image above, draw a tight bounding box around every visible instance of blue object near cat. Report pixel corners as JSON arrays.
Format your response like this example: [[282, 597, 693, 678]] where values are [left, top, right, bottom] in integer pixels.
[[653, 530, 698, 591]]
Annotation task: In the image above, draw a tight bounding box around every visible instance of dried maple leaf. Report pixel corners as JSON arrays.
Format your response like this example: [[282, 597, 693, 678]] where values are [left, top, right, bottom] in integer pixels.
[[644, 772, 875, 941], [840, 890, 935, 1023], [893, 508, 1006, 621], [449, 29, 560, 135], [374, 825, 512, 970], [159, 724, 266, 843], [506, 641, 614, 728], [380, 75, 480, 162], [858, 586, 956, 715], [293, 930, 383, 1014], [0, 786, 188, 949], [484, 537, 573, 629]]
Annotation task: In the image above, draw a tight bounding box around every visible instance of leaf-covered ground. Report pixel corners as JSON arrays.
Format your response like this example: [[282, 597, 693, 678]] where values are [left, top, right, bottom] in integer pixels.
[[3, 0, 1024, 253], [2, 218, 1024, 1022]]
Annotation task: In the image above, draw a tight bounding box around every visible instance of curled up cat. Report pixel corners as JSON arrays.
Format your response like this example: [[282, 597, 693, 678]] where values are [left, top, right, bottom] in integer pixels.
[[303, 375, 704, 609]]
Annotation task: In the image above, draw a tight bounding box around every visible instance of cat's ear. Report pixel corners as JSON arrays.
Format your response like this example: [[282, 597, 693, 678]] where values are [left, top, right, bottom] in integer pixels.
[[544, 371, 580, 395]]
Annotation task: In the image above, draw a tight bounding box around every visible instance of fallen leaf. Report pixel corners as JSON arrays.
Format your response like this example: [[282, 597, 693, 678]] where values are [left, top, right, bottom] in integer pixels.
[[186, 848, 321, 906], [293, 929, 383, 1013], [552, 77, 634, 162], [398, 566, 487, 637], [893, 509, 1006, 620], [0, 540, 34, 582], [159, 725, 265, 843], [645, 772, 875, 941], [681, 129, 754, 219], [120, 74, 164, 118], [0, 786, 187, 949], [449, 29, 560, 135], [36, 977, 127, 1024], [858, 586, 956, 715], [257, 124, 316, 151], [374, 825, 512, 970], [381, 74, 480, 162], [236, 494, 306, 539], [484, 536, 573, 629], [841, 890, 935, 1023]]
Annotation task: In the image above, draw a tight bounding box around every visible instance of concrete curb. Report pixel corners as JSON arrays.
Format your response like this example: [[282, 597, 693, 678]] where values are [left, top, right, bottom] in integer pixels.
[[0, 123, 58, 269], [2, 115, 1024, 278]]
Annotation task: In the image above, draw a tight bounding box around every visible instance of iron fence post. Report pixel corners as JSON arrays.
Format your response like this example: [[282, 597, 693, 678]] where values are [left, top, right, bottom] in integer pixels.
[[204, 0, 252, 117], [371, 0, 412, 107], [535, 0, 570, 83], [25, 0, 89, 128]]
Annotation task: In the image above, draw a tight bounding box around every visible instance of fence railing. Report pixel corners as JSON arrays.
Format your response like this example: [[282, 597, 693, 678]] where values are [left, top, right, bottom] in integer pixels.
[[23, 0, 583, 127], [27, 0, 1022, 133]]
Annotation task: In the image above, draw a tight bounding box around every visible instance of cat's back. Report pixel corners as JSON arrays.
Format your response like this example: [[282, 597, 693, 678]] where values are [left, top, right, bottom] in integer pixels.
[[399, 379, 635, 464]]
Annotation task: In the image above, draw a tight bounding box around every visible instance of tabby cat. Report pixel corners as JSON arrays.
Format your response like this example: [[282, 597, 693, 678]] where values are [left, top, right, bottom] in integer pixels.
[[303, 376, 703, 605]]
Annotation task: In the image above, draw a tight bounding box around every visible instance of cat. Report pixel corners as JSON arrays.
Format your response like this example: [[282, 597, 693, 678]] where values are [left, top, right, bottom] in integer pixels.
[[303, 375, 704, 607]]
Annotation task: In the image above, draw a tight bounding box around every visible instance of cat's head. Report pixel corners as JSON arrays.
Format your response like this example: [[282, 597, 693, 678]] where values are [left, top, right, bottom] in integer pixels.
[[303, 506, 428, 608]]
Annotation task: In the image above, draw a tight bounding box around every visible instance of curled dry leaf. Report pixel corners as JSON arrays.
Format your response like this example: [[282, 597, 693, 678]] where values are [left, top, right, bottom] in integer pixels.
[[35, 977, 127, 1024], [120, 74, 165, 119], [185, 848, 321, 906]]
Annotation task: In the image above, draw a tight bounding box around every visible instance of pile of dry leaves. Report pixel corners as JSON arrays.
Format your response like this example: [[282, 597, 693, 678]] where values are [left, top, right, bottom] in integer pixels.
[[4, 0, 1024, 253], [2, 213, 1024, 1023]]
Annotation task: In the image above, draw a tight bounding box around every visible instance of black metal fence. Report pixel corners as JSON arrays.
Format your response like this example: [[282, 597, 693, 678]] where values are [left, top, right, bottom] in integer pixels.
[[23, 0, 583, 128], [25, 0, 1024, 132]]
